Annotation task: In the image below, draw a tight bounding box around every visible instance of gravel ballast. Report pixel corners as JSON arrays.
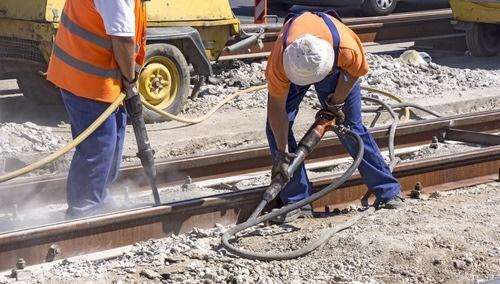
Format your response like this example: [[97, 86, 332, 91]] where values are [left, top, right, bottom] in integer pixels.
[[2, 182, 498, 283]]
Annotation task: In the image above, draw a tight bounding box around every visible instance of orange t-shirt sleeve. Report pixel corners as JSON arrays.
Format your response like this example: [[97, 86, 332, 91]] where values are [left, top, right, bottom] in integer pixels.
[[337, 48, 369, 77], [265, 34, 291, 98], [336, 29, 370, 77]]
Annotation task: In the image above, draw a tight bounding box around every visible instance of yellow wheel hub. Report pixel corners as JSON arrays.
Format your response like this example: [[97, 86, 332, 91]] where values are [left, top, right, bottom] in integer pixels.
[[139, 56, 180, 109]]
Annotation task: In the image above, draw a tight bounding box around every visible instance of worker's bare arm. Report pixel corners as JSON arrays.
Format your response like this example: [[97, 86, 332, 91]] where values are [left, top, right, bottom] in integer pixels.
[[328, 71, 359, 105], [267, 93, 289, 152], [111, 36, 136, 82]]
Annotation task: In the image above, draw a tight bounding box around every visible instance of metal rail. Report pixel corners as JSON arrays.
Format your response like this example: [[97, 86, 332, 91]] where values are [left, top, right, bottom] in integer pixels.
[[220, 9, 462, 60], [0, 145, 498, 271], [1, 109, 499, 212]]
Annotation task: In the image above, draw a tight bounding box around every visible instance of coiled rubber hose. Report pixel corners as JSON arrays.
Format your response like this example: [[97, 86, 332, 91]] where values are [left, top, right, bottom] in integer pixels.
[[140, 84, 410, 125], [142, 85, 267, 124], [0, 93, 126, 183], [0, 86, 267, 183], [361, 96, 399, 171], [0, 83, 438, 186], [361, 85, 411, 122], [221, 126, 369, 261]]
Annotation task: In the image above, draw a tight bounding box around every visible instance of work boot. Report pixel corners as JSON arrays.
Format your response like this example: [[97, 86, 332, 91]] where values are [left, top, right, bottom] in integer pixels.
[[375, 195, 405, 210], [65, 197, 118, 219], [270, 204, 314, 224]]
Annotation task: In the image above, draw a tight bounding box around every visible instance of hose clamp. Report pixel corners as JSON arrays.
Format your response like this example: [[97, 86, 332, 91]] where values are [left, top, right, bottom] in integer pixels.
[[332, 124, 349, 136]]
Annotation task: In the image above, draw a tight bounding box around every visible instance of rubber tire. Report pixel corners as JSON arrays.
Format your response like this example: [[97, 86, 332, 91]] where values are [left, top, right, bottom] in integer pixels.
[[268, 1, 293, 11], [466, 23, 500, 57], [141, 44, 190, 123], [17, 71, 62, 105], [361, 0, 398, 16]]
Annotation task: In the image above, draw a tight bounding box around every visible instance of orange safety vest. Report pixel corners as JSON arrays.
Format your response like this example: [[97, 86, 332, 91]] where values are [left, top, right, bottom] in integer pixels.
[[47, 0, 147, 103]]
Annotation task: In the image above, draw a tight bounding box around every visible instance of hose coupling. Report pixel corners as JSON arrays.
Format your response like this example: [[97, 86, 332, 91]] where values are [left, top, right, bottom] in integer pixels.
[[332, 124, 349, 136], [262, 176, 286, 202], [137, 148, 156, 163]]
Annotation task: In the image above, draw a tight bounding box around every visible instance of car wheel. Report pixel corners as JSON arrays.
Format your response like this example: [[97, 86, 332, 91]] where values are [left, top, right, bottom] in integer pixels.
[[361, 0, 398, 16]]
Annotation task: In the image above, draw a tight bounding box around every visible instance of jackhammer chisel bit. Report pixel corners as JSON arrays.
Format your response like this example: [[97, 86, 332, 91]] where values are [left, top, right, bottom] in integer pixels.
[[124, 85, 162, 206]]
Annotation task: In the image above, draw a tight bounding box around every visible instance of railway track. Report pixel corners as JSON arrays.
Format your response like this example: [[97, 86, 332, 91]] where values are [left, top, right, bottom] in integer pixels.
[[1, 109, 498, 210], [221, 9, 463, 60], [0, 110, 499, 271]]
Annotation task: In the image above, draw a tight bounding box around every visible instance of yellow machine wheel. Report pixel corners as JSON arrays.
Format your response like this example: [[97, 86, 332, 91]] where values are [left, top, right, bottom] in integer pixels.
[[139, 43, 190, 122], [466, 23, 500, 57]]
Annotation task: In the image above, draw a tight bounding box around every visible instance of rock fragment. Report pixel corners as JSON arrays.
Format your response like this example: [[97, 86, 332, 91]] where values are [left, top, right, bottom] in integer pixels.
[[140, 268, 161, 279], [453, 260, 467, 270]]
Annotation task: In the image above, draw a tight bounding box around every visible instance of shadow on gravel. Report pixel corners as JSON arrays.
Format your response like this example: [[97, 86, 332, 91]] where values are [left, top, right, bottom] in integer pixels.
[[0, 91, 68, 126], [432, 54, 500, 71]]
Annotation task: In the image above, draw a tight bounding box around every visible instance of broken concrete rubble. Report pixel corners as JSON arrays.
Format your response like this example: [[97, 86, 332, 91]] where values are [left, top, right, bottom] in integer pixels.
[[0, 122, 67, 157]]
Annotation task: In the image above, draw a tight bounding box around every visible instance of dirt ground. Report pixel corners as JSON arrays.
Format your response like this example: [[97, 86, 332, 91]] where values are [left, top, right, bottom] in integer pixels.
[[3, 181, 497, 284]]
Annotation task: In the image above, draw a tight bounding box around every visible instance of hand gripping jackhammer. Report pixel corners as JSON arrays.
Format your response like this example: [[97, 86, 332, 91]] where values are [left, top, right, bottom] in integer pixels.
[[124, 84, 162, 206], [249, 111, 336, 220]]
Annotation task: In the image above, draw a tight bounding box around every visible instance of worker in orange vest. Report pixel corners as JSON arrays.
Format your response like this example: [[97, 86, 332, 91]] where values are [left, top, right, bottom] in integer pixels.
[[47, 0, 147, 218], [266, 11, 404, 223]]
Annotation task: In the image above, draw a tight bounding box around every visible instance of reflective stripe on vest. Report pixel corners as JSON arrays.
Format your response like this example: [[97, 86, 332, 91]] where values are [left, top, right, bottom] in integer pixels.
[[47, 0, 146, 102], [60, 12, 112, 50], [53, 44, 121, 79]]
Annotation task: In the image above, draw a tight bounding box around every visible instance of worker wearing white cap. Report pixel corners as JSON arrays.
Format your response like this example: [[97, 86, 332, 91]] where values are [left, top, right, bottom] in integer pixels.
[[265, 11, 403, 223]]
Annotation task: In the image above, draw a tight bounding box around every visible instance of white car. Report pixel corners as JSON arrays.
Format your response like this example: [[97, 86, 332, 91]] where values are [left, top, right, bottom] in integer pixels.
[[269, 0, 399, 16]]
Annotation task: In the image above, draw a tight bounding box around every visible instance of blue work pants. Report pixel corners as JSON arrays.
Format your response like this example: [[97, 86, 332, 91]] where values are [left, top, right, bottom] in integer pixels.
[[266, 72, 401, 204], [60, 89, 126, 216]]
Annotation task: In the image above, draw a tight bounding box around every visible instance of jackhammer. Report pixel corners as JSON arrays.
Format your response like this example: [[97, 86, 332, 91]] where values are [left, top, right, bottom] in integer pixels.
[[124, 84, 162, 206], [221, 110, 370, 261], [248, 111, 339, 220]]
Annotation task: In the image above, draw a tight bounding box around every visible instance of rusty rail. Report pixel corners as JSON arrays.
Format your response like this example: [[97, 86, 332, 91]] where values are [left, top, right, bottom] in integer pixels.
[[1, 109, 499, 212], [0, 144, 498, 271], [220, 9, 462, 60]]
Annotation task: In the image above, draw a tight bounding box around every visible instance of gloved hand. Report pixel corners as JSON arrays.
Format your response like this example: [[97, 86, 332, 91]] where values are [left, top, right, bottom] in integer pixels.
[[271, 150, 296, 182], [324, 101, 345, 125], [122, 75, 139, 99]]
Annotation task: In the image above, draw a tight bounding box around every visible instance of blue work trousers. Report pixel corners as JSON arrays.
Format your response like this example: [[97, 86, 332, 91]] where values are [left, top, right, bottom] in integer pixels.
[[60, 89, 126, 215], [266, 72, 401, 204]]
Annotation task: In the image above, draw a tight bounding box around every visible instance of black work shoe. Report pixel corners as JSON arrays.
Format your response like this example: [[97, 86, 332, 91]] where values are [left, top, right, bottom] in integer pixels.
[[376, 195, 405, 210], [270, 204, 314, 224]]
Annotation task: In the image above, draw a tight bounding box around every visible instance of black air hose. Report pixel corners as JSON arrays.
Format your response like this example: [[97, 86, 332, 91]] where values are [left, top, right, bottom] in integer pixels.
[[221, 126, 366, 261]]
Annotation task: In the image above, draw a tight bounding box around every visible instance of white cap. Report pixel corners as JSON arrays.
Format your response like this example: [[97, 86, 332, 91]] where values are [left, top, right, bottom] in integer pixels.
[[283, 34, 335, 86]]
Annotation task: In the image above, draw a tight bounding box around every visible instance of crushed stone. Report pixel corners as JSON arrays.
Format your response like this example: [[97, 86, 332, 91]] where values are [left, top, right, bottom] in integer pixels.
[[363, 53, 498, 99], [180, 54, 500, 117], [0, 122, 67, 157], [5, 182, 497, 284]]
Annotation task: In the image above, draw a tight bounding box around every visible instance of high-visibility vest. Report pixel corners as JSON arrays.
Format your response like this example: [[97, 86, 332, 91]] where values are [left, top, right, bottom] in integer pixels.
[[47, 0, 147, 103]]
